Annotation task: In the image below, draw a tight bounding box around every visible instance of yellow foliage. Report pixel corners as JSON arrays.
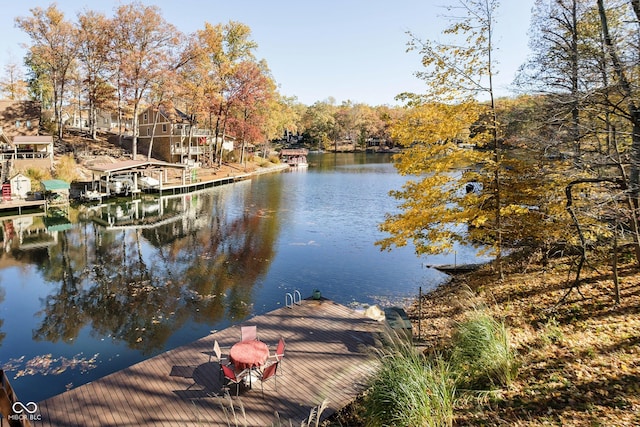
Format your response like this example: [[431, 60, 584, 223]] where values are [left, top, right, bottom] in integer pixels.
[[54, 154, 79, 183]]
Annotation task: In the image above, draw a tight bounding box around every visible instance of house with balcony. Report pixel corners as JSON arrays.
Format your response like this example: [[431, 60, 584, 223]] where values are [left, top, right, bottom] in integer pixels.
[[0, 100, 53, 181], [137, 106, 235, 166]]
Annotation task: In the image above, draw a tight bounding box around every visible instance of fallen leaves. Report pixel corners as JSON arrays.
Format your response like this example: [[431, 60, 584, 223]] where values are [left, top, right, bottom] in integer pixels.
[[406, 253, 640, 426], [3, 352, 99, 379]]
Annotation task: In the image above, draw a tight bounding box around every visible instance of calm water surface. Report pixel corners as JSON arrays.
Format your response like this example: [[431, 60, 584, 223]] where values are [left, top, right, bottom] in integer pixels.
[[0, 153, 487, 402]]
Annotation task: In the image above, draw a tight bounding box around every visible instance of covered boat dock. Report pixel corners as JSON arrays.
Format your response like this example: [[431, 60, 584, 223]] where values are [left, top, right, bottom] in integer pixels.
[[86, 160, 189, 197]]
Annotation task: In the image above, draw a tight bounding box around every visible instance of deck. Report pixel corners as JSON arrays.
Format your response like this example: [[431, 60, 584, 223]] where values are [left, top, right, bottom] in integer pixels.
[[0, 199, 46, 214], [35, 299, 383, 426]]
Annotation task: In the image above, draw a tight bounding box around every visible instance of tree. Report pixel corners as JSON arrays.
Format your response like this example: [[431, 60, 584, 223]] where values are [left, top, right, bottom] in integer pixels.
[[517, 0, 593, 159], [183, 21, 258, 165], [226, 60, 277, 164], [77, 9, 116, 139], [16, 4, 77, 140], [112, 2, 181, 160], [378, 0, 507, 276], [301, 100, 338, 150], [377, 102, 488, 254], [0, 59, 28, 100]]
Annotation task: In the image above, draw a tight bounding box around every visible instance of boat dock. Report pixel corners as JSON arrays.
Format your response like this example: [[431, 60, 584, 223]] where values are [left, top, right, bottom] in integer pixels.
[[0, 199, 47, 214], [35, 299, 383, 426]]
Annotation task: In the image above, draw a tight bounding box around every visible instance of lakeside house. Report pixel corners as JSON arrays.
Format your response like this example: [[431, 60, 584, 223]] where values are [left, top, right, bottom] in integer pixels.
[[0, 100, 40, 141], [63, 108, 133, 133], [0, 100, 54, 181], [136, 106, 235, 166]]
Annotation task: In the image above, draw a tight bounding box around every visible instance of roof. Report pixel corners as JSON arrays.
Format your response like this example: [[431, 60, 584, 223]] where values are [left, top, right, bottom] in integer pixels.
[[13, 135, 54, 144], [145, 105, 191, 124], [41, 179, 70, 191], [87, 159, 188, 173], [280, 148, 308, 156]]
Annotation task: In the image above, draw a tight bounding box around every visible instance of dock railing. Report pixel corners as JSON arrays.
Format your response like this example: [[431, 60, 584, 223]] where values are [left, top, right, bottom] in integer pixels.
[[285, 290, 301, 308]]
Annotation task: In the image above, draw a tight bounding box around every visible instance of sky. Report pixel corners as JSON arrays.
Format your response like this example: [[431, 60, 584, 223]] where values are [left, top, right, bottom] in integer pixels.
[[0, 0, 536, 106]]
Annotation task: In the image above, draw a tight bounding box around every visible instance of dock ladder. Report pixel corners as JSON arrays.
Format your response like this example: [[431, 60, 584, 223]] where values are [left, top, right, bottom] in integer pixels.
[[285, 290, 301, 308]]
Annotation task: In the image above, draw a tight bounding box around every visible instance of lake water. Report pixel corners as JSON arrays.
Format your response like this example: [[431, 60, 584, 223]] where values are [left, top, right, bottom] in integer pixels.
[[0, 152, 488, 402]]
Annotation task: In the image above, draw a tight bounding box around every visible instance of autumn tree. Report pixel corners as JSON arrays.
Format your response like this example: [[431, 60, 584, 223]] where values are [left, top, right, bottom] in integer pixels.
[[16, 4, 77, 140], [378, 0, 510, 276], [77, 9, 116, 140], [226, 60, 277, 164], [183, 21, 259, 165], [112, 2, 182, 160], [301, 100, 338, 150], [0, 59, 28, 100], [266, 95, 306, 146]]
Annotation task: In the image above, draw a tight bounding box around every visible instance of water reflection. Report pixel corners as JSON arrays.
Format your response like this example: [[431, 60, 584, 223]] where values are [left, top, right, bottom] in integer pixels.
[[0, 153, 477, 401], [30, 182, 282, 355]]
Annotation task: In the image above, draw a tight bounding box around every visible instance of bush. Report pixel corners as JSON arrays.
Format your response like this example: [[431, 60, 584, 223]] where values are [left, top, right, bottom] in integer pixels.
[[268, 155, 280, 164], [363, 332, 455, 427], [24, 167, 52, 190], [54, 154, 79, 183], [449, 310, 518, 390]]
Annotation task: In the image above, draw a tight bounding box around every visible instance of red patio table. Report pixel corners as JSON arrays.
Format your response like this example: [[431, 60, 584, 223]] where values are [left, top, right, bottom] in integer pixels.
[[229, 340, 270, 370]]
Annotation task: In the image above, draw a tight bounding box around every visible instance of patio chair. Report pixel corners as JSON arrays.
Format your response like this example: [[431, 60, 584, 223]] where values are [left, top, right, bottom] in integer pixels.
[[221, 364, 245, 397], [210, 339, 230, 380], [268, 337, 286, 373], [258, 361, 279, 398], [240, 325, 257, 341]]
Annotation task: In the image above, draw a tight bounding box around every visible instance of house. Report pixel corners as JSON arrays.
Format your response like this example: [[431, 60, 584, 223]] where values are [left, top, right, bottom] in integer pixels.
[[0, 101, 53, 180], [63, 108, 131, 133], [137, 106, 235, 165], [0, 100, 40, 141]]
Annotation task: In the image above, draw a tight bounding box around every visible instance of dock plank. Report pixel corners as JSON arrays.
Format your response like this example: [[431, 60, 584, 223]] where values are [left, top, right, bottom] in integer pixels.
[[35, 299, 382, 426]]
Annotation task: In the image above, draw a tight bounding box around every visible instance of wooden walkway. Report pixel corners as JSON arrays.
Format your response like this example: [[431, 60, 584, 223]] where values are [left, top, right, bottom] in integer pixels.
[[35, 299, 383, 426]]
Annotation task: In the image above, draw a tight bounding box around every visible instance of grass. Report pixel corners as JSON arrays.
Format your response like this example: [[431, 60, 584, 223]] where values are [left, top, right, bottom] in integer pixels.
[[210, 392, 330, 427], [363, 331, 456, 427], [449, 309, 519, 390], [354, 305, 518, 427]]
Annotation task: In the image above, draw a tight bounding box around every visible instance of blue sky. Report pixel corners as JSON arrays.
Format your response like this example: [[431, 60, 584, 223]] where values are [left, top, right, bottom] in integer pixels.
[[0, 1, 535, 106]]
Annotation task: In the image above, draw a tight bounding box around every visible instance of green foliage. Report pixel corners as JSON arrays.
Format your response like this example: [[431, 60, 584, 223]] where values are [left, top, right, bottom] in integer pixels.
[[449, 310, 519, 390], [363, 333, 455, 427]]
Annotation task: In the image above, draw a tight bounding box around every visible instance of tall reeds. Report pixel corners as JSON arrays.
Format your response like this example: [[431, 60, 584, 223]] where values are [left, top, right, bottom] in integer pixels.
[[363, 331, 456, 427], [361, 306, 518, 426], [450, 309, 519, 390]]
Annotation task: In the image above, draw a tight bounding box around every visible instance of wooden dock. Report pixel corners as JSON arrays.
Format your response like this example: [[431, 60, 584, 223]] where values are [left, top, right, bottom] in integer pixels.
[[0, 199, 46, 214], [35, 299, 383, 426]]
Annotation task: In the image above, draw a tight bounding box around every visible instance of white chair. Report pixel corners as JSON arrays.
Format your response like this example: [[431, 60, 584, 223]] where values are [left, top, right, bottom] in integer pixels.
[[240, 325, 257, 341], [209, 339, 229, 380]]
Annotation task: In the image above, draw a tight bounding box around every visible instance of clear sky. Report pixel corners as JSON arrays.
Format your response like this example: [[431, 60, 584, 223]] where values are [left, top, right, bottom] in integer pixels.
[[0, 0, 535, 106]]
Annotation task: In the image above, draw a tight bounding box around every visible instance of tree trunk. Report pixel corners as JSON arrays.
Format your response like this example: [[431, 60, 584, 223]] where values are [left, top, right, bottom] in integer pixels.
[[598, 0, 640, 264]]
